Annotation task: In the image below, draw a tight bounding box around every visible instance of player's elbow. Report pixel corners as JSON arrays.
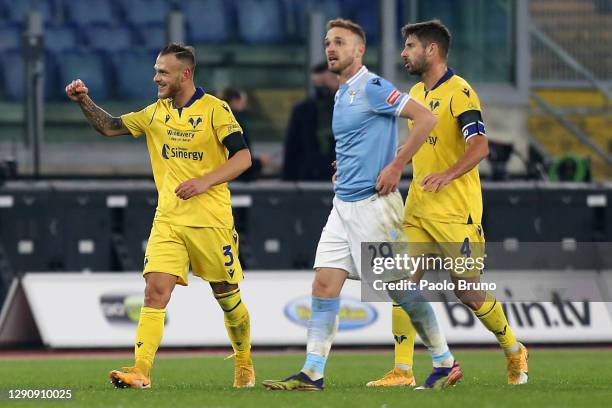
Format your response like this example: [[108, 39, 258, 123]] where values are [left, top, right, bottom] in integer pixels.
[[477, 137, 489, 160], [468, 136, 489, 162], [99, 128, 113, 137], [481, 140, 489, 159], [99, 126, 124, 138], [238, 148, 252, 171], [418, 111, 437, 137]]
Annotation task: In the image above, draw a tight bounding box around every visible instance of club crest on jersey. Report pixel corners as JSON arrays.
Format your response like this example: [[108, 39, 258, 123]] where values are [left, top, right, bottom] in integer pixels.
[[188, 115, 203, 129], [386, 89, 401, 105], [165, 114, 171, 123], [429, 100, 440, 111], [348, 90, 358, 104]]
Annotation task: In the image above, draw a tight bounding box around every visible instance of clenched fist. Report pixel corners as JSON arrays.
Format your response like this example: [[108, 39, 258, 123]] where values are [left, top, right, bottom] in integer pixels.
[[65, 79, 89, 102]]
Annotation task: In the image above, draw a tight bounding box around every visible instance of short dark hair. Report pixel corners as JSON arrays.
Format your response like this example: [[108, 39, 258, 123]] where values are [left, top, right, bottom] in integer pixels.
[[311, 61, 329, 74], [327, 18, 366, 45], [401, 20, 451, 57], [159, 43, 196, 68]]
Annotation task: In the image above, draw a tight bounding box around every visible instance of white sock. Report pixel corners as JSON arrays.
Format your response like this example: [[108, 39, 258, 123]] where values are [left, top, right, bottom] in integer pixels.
[[395, 363, 412, 371]]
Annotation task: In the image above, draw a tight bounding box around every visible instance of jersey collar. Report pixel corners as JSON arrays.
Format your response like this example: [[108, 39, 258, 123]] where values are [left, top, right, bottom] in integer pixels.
[[428, 68, 455, 92], [345, 65, 368, 87], [172, 87, 206, 115]]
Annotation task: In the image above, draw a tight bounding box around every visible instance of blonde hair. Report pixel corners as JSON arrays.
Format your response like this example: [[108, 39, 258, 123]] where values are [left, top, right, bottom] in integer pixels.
[[326, 18, 366, 45]]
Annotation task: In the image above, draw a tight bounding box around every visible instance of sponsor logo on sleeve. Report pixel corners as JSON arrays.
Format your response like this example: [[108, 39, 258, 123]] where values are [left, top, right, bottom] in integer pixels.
[[386, 89, 402, 105]]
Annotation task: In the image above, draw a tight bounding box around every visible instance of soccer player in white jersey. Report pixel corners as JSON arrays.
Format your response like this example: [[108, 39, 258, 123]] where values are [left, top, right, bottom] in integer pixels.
[[263, 19, 462, 391]]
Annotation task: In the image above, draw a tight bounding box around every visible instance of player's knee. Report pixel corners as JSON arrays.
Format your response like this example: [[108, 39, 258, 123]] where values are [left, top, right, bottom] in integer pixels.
[[454, 289, 480, 310], [210, 281, 238, 294], [311, 277, 334, 298], [144, 283, 172, 308]]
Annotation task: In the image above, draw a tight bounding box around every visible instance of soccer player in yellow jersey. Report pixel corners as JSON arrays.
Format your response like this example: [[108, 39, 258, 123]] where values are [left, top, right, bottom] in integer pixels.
[[65, 44, 255, 389], [368, 20, 528, 387]]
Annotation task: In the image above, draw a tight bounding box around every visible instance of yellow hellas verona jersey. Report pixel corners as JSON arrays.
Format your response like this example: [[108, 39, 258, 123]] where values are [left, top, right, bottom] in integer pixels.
[[405, 69, 485, 225], [121, 87, 242, 228]]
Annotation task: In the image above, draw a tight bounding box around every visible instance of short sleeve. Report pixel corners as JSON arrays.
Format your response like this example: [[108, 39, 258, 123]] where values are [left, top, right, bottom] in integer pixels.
[[213, 102, 243, 143], [365, 76, 410, 116], [452, 86, 486, 142], [120, 102, 158, 138], [450, 85, 482, 118]]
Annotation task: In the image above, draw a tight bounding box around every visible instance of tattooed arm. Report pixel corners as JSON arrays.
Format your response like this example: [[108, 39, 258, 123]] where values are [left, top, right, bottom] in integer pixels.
[[65, 79, 130, 137]]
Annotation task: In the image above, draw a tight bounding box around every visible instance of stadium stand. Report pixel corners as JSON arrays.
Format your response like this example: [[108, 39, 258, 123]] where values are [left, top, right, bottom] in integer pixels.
[[64, 0, 116, 27], [137, 22, 167, 52], [56, 49, 110, 100], [2, 0, 53, 25], [118, 0, 171, 27], [43, 25, 79, 53], [530, 0, 612, 180], [342, 0, 380, 43], [0, 50, 26, 101], [0, 0, 607, 178], [0, 24, 20, 52], [85, 24, 135, 52], [235, 0, 286, 44], [181, 0, 231, 43], [111, 50, 158, 100], [290, 0, 341, 40], [0, 49, 58, 100]]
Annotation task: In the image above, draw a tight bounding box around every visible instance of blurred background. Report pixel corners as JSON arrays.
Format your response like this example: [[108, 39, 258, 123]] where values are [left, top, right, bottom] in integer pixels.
[[0, 0, 608, 179], [0, 0, 610, 348]]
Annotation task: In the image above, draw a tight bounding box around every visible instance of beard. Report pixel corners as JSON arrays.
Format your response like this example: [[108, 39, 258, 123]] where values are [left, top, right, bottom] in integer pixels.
[[158, 79, 181, 99], [406, 55, 429, 76], [329, 56, 353, 74]]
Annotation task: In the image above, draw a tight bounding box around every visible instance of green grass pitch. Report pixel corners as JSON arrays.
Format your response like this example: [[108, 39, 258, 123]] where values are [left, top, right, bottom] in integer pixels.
[[0, 349, 610, 408]]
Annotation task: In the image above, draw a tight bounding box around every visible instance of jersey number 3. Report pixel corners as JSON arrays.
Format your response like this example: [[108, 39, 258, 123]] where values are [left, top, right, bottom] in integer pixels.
[[222, 245, 234, 267]]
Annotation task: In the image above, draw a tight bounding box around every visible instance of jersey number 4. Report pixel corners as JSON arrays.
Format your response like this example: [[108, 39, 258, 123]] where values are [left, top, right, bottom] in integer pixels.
[[460, 238, 471, 257]]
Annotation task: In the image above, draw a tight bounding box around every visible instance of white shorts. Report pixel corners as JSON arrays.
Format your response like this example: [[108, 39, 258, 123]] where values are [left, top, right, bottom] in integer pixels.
[[313, 191, 405, 280]]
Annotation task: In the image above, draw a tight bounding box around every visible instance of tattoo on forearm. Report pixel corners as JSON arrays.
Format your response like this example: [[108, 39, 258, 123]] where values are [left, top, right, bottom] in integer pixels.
[[79, 97, 124, 134]]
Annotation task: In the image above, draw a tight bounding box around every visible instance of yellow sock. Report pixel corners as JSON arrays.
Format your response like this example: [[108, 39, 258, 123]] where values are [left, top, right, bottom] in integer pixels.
[[392, 304, 415, 370], [134, 306, 166, 376], [474, 292, 518, 352], [215, 288, 251, 359]]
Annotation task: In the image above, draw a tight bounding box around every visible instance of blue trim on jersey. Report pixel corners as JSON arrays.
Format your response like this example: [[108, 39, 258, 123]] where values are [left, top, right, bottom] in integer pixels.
[[430, 68, 455, 91], [174, 87, 206, 116], [462, 121, 486, 139], [184, 87, 206, 107]]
